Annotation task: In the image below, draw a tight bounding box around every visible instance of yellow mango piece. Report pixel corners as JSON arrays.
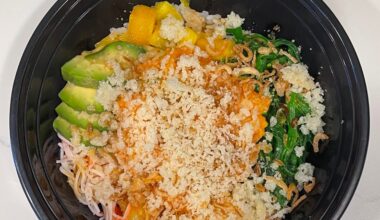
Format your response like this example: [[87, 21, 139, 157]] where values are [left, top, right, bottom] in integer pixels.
[[195, 35, 208, 50], [196, 35, 234, 60], [127, 205, 146, 220], [180, 28, 198, 44], [126, 5, 157, 45], [214, 37, 234, 60], [180, 0, 190, 7], [154, 1, 182, 20], [149, 25, 167, 48]]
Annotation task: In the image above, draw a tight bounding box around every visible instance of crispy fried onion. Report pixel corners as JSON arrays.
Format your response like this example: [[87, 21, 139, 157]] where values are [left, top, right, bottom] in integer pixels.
[[235, 66, 260, 78], [268, 41, 278, 54], [272, 63, 283, 72], [273, 159, 284, 167], [279, 49, 298, 63], [304, 177, 316, 193], [264, 176, 288, 194], [312, 132, 329, 153], [274, 78, 289, 97], [287, 183, 299, 201], [212, 199, 243, 218], [253, 43, 277, 56], [216, 64, 233, 75], [261, 69, 276, 80], [257, 46, 272, 55], [255, 183, 266, 192], [291, 194, 307, 209], [252, 51, 257, 67], [253, 164, 262, 176], [258, 142, 272, 154], [180, 6, 205, 32], [226, 61, 239, 68], [233, 44, 253, 63]]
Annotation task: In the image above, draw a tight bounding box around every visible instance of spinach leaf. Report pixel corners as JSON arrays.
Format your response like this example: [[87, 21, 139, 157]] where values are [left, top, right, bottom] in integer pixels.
[[247, 33, 270, 45], [279, 126, 299, 162], [273, 187, 288, 207], [266, 92, 281, 120], [245, 33, 270, 51], [256, 53, 278, 72], [277, 55, 289, 65], [273, 38, 301, 61], [279, 165, 296, 181], [226, 26, 245, 43], [271, 123, 286, 158], [287, 92, 311, 122]]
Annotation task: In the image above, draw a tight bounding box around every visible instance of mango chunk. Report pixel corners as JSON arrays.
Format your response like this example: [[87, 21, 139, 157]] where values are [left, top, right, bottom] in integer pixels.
[[180, 28, 198, 44], [154, 1, 182, 20], [126, 5, 157, 45]]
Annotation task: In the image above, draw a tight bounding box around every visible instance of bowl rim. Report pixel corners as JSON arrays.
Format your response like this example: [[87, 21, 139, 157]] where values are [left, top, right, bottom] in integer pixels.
[[9, 0, 370, 219]]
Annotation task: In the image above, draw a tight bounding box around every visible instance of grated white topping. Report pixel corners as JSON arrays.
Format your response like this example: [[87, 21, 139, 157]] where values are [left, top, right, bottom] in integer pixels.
[[225, 11, 245, 28]]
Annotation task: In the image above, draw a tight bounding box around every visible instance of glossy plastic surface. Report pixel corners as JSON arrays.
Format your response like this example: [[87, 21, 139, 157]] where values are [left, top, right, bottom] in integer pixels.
[[10, 0, 369, 219]]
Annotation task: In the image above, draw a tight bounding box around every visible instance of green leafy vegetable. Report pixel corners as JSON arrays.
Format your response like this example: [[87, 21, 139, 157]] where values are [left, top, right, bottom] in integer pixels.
[[230, 26, 318, 205], [287, 92, 311, 122], [226, 27, 245, 43], [246, 33, 270, 45], [271, 123, 286, 158], [256, 53, 278, 72], [273, 39, 300, 61], [273, 187, 288, 207], [281, 126, 299, 161]]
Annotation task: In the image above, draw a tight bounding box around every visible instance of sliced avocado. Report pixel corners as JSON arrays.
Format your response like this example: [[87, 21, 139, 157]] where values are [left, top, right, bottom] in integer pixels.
[[53, 117, 93, 146], [55, 102, 107, 131], [61, 56, 112, 88], [53, 116, 73, 140], [58, 83, 104, 113], [86, 41, 145, 61], [61, 41, 145, 88]]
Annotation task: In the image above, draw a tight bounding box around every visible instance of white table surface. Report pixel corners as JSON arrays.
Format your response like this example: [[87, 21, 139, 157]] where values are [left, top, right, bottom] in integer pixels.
[[0, 0, 379, 219]]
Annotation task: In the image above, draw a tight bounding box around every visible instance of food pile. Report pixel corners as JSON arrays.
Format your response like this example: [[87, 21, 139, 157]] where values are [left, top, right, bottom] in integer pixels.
[[54, 1, 328, 219]]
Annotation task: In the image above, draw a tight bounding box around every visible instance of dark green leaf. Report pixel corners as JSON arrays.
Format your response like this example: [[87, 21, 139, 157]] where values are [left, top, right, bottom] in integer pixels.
[[287, 92, 311, 122], [255, 53, 279, 72], [247, 33, 270, 45], [266, 91, 281, 120], [271, 124, 286, 158], [277, 55, 289, 65], [279, 165, 296, 179], [226, 26, 245, 43], [280, 126, 299, 161], [273, 187, 288, 207], [273, 38, 301, 61]]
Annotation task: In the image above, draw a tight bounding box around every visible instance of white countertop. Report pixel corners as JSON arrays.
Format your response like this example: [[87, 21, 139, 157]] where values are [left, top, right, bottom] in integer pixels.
[[0, 0, 379, 219]]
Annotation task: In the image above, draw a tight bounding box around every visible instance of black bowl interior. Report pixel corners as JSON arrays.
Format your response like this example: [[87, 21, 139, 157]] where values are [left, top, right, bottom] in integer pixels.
[[10, 0, 369, 219]]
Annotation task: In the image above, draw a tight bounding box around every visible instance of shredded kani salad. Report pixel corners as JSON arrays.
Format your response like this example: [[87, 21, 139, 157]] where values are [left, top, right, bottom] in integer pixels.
[[54, 1, 328, 219]]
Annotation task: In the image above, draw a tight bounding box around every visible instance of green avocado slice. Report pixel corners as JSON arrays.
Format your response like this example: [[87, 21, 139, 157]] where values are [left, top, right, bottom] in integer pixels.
[[61, 41, 145, 88], [86, 41, 145, 61], [53, 117, 94, 146], [53, 116, 73, 140], [58, 83, 104, 113], [61, 56, 112, 88], [55, 102, 107, 131]]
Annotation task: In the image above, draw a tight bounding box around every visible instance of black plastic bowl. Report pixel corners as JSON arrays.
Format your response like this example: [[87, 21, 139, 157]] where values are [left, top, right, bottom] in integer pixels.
[[10, 0, 369, 219]]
